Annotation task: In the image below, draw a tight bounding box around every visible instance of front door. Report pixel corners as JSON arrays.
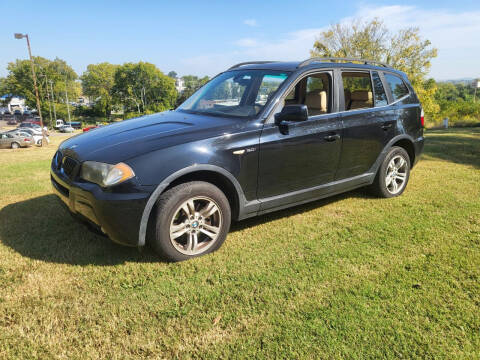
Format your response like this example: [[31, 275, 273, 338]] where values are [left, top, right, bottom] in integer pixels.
[[257, 70, 342, 208]]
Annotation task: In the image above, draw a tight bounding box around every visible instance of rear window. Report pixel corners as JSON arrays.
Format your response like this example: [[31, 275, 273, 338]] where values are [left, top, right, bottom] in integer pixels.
[[371, 71, 388, 107], [342, 72, 373, 110], [384, 73, 409, 101]]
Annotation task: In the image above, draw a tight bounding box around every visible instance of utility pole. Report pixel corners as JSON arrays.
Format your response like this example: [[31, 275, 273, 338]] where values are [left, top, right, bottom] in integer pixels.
[[43, 74, 53, 128], [65, 75, 71, 125], [49, 80, 57, 123], [14, 33, 46, 146]]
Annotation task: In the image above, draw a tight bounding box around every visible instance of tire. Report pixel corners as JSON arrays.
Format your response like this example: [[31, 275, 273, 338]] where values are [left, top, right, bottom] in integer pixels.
[[11, 142, 20, 149], [37, 139, 42, 146], [151, 181, 231, 262], [370, 146, 411, 198]]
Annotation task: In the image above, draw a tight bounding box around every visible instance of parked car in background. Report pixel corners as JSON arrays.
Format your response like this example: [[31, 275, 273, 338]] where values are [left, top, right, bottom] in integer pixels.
[[19, 122, 41, 130], [59, 125, 75, 133], [7, 119, 18, 125], [82, 124, 104, 132], [17, 122, 49, 135], [14, 128, 49, 146], [55, 119, 82, 129], [0, 132, 32, 149]]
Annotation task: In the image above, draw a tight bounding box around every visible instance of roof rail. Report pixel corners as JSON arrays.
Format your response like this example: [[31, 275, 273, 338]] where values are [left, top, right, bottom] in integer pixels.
[[298, 57, 391, 69], [228, 61, 278, 70]]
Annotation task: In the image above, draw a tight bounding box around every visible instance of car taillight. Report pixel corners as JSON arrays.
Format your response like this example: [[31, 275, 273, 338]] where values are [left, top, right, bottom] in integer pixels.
[[420, 108, 425, 127]]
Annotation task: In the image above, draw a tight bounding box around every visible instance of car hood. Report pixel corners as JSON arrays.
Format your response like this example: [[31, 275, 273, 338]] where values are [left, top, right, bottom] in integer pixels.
[[59, 111, 245, 163]]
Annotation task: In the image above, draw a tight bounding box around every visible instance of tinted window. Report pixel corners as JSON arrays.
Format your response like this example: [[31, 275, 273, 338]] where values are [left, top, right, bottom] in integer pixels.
[[305, 73, 332, 116], [282, 72, 332, 116], [256, 74, 289, 105], [384, 73, 409, 101], [342, 72, 373, 110], [372, 71, 388, 107], [178, 70, 290, 118]]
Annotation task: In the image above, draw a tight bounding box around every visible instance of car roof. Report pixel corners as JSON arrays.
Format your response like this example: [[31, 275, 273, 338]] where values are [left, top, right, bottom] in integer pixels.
[[227, 60, 406, 77]]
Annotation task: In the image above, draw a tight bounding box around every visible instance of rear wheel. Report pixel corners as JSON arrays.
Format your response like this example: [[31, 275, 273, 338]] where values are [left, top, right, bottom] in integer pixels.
[[11, 142, 20, 149], [371, 146, 410, 198], [151, 181, 231, 262]]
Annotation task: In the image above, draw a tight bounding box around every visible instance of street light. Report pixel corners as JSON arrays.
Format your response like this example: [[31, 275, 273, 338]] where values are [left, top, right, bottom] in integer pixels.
[[14, 33, 46, 146]]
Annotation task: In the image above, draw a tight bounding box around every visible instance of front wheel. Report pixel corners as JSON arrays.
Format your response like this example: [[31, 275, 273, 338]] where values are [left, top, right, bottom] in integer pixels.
[[151, 181, 231, 262], [11, 142, 20, 149], [370, 146, 411, 198]]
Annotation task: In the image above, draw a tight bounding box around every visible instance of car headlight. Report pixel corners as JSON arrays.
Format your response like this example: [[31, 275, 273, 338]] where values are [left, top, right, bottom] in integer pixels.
[[80, 161, 135, 187]]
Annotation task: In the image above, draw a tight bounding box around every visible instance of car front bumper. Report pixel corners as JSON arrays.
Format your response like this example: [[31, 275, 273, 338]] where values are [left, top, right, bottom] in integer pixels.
[[50, 168, 151, 247]]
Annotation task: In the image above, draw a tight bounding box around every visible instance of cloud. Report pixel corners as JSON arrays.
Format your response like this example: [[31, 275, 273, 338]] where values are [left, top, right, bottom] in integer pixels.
[[183, 5, 480, 79], [243, 19, 258, 27], [235, 38, 260, 47]]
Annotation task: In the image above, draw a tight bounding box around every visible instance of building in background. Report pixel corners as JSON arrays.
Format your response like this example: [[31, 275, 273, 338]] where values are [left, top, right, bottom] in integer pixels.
[[0, 94, 27, 113], [175, 77, 185, 93]]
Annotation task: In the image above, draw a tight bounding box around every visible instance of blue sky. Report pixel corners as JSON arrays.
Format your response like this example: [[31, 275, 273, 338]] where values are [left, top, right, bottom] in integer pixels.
[[1, 0, 479, 80]]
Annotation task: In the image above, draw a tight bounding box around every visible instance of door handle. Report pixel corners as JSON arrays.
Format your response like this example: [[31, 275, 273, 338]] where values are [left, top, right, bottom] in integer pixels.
[[381, 123, 393, 130], [324, 133, 340, 142]]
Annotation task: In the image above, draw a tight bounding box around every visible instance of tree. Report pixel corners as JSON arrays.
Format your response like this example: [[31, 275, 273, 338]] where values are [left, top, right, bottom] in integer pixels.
[[176, 75, 210, 106], [167, 71, 177, 78], [311, 18, 438, 119], [112, 62, 177, 115], [3, 56, 78, 125], [81, 62, 119, 118]]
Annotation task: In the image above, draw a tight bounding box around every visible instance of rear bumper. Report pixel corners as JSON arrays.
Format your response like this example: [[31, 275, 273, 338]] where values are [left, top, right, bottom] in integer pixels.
[[51, 169, 151, 247]]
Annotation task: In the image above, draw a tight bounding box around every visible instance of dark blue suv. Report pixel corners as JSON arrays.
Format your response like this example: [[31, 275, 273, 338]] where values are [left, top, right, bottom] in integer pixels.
[[51, 58, 424, 261]]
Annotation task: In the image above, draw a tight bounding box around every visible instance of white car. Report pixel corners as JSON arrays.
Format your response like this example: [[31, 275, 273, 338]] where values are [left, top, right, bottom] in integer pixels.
[[59, 125, 75, 133], [14, 128, 50, 146]]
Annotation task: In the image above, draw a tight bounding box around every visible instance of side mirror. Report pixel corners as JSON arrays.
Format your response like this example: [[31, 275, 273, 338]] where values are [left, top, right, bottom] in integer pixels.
[[274, 105, 308, 126]]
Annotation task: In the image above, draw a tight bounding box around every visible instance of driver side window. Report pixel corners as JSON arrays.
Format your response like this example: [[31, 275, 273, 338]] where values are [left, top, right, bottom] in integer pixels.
[[282, 72, 332, 117]]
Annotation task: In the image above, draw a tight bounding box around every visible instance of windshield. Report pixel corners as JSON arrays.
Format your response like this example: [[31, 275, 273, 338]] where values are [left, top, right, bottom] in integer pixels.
[[177, 70, 290, 118]]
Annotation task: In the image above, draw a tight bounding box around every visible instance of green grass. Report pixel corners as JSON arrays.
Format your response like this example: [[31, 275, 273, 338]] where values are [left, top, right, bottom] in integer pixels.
[[0, 129, 479, 359]]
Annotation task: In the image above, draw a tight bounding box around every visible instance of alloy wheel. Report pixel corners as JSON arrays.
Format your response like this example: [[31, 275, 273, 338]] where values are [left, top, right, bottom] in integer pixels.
[[169, 196, 223, 255], [385, 155, 408, 195]]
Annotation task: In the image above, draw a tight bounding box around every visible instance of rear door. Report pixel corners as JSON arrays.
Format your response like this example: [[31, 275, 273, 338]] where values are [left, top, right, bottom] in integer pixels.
[[383, 72, 420, 136], [335, 69, 396, 180], [258, 70, 342, 203]]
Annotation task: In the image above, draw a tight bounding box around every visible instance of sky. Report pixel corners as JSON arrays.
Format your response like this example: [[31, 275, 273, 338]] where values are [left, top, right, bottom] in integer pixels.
[[0, 0, 479, 80]]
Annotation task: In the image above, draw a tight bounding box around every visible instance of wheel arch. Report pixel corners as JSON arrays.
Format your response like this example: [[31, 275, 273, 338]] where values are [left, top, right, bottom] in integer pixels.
[[138, 164, 246, 247], [369, 134, 417, 177], [391, 138, 415, 167]]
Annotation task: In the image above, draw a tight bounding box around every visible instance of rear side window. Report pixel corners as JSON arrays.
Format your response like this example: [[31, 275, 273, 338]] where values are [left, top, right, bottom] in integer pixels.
[[342, 72, 373, 110], [384, 73, 409, 101], [371, 71, 388, 107]]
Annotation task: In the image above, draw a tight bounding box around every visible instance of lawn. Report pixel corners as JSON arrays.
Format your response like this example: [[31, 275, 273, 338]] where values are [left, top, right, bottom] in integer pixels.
[[0, 129, 479, 359]]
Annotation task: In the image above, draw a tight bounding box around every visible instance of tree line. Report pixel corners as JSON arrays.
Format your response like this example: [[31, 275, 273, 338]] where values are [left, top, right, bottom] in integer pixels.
[[311, 18, 479, 127], [0, 58, 210, 125]]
